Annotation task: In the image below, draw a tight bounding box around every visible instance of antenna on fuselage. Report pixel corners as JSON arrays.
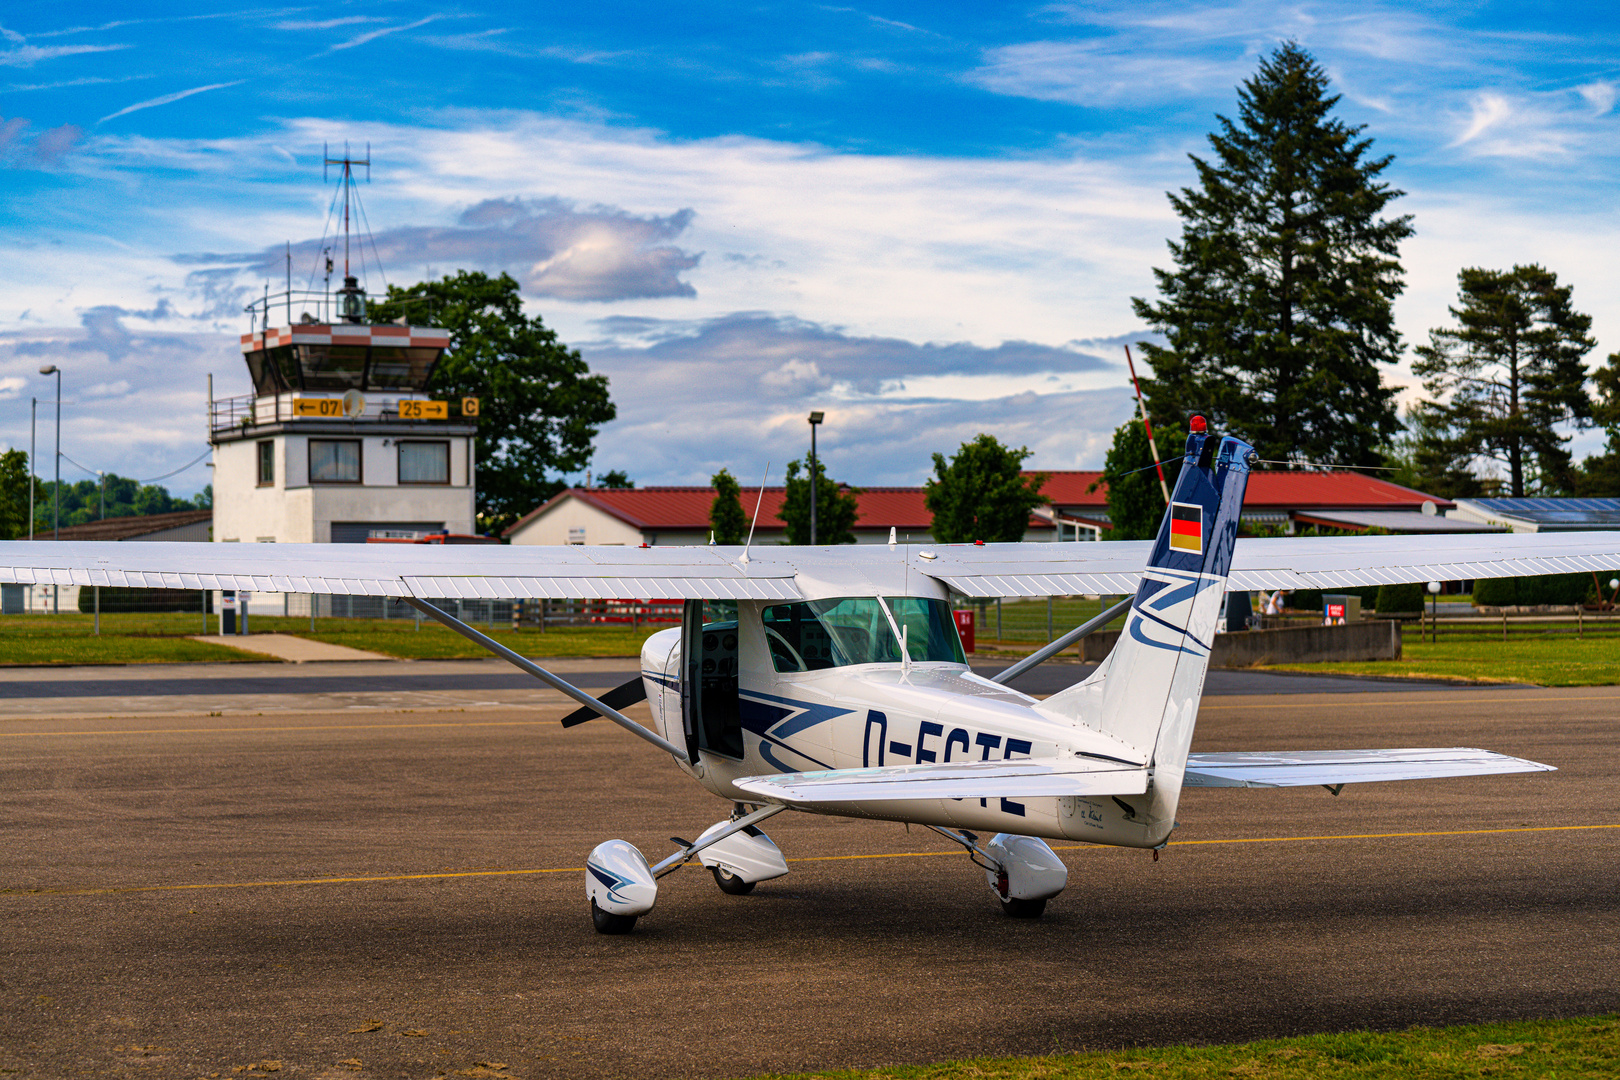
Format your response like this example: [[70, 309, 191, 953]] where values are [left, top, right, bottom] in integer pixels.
[[739, 461, 770, 565]]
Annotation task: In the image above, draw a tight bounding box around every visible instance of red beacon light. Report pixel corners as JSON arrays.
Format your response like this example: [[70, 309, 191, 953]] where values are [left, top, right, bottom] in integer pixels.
[[1189, 415, 1207, 433]]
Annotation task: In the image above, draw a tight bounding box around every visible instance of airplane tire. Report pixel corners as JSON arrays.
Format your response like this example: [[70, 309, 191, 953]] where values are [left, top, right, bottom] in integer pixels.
[[1000, 896, 1047, 919], [712, 866, 757, 895], [591, 899, 638, 934]]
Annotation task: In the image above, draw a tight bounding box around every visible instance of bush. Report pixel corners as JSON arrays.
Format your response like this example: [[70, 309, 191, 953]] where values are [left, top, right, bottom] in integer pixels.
[[1473, 573, 1595, 608], [78, 587, 213, 614], [1374, 582, 1426, 613]]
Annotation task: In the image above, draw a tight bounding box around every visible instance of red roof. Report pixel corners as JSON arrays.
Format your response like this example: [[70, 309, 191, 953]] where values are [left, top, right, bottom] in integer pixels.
[[506, 486, 940, 536], [1036, 470, 1449, 511], [507, 471, 1449, 537]]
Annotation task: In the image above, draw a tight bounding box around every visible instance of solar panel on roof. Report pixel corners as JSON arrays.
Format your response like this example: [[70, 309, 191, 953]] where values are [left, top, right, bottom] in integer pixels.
[[1469, 498, 1620, 526]]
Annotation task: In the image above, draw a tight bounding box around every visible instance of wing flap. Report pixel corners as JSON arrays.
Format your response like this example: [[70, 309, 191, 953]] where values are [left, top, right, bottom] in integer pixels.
[[1183, 748, 1555, 789], [733, 758, 1148, 805]]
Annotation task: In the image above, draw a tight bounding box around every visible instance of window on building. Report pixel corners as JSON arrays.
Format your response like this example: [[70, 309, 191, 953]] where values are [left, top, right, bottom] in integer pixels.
[[309, 439, 361, 484], [256, 441, 274, 487], [398, 440, 450, 485]]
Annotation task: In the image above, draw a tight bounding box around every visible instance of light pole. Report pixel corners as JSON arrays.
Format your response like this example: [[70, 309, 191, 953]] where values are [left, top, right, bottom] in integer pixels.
[[1427, 580, 1441, 643], [807, 411, 824, 545], [39, 365, 60, 614], [28, 397, 35, 542]]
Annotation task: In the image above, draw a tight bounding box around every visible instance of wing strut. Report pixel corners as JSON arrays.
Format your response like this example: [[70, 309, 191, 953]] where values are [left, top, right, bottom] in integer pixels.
[[989, 595, 1132, 685], [401, 596, 689, 763]]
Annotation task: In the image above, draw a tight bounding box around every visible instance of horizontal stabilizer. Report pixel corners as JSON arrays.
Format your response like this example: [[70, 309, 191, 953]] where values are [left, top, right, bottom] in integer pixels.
[[1183, 747, 1555, 789], [733, 758, 1148, 805]]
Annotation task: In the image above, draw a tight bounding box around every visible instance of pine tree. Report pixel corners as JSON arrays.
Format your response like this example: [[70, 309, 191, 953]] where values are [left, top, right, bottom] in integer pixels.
[[1385, 403, 1492, 500], [1576, 353, 1620, 496], [1132, 42, 1411, 465], [924, 435, 1048, 544], [708, 468, 749, 545], [1413, 265, 1595, 497]]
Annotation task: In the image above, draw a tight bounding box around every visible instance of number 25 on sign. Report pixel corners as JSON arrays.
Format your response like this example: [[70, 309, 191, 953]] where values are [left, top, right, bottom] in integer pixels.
[[399, 400, 448, 420]]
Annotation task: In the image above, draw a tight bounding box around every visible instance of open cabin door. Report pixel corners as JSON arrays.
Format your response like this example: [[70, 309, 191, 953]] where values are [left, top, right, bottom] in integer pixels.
[[681, 599, 744, 761]]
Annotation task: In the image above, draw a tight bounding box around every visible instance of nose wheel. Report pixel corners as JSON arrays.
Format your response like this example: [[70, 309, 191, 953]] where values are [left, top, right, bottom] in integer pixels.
[[712, 865, 757, 895]]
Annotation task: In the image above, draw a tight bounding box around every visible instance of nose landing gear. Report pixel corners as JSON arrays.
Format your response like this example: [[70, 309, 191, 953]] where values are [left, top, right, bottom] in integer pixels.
[[583, 804, 788, 933]]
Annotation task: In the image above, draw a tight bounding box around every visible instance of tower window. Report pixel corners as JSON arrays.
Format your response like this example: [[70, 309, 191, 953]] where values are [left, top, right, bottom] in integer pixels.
[[257, 441, 274, 486], [398, 440, 450, 485], [309, 439, 361, 483]]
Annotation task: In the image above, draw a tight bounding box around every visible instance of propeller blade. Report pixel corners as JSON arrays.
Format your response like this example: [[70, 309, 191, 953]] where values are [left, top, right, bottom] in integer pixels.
[[560, 676, 649, 728]]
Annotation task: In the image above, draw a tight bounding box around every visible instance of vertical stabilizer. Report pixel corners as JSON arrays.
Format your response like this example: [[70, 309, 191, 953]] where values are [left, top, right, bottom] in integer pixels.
[[1092, 421, 1253, 840]]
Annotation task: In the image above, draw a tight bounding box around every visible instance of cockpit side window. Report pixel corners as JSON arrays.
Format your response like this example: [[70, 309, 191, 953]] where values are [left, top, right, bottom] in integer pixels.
[[884, 596, 967, 664], [761, 597, 902, 672], [759, 596, 965, 671]]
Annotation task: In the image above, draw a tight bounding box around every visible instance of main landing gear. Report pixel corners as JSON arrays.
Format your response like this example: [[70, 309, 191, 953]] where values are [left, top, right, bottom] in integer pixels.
[[923, 825, 1069, 919], [584, 804, 789, 934]]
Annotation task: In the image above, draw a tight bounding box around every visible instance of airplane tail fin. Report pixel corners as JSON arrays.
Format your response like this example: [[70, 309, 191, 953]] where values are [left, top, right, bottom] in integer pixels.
[[1049, 420, 1253, 841]]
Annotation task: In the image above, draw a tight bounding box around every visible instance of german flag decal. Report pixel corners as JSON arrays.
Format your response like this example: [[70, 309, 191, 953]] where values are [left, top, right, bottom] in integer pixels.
[[1169, 502, 1203, 553]]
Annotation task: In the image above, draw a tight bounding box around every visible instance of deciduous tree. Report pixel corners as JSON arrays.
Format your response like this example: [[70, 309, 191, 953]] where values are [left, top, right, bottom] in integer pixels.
[[778, 458, 859, 544], [371, 271, 615, 532], [1132, 42, 1411, 465], [924, 434, 1047, 544], [0, 449, 29, 541], [1095, 421, 1182, 541], [709, 468, 749, 545]]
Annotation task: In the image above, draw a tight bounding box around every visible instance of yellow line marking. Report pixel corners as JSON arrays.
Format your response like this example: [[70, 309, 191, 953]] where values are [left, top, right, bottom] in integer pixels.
[[9, 823, 1617, 899]]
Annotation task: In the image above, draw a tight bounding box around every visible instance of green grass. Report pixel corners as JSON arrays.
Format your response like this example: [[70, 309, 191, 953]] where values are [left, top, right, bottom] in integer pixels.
[[972, 597, 1124, 646], [0, 611, 670, 663], [0, 613, 275, 665], [763, 1015, 1619, 1079], [1268, 633, 1620, 686]]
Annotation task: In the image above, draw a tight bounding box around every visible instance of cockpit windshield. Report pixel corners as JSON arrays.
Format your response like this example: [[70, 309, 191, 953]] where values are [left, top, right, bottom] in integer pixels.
[[761, 596, 965, 672]]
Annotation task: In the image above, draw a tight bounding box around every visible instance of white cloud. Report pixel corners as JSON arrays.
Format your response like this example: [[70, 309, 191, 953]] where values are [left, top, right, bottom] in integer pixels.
[[1578, 81, 1618, 116], [0, 42, 128, 67], [0, 375, 25, 398], [330, 15, 442, 52], [7, 104, 1620, 488], [968, 39, 1245, 107], [99, 81, 247, 125]]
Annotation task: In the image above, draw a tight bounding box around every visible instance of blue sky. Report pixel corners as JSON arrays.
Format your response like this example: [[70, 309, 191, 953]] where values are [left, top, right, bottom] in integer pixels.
[[2, 2, 1618, 496]]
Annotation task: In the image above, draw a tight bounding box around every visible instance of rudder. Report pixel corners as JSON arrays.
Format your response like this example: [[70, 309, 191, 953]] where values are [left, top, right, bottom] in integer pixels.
[[1089, 421, 1254, 840]]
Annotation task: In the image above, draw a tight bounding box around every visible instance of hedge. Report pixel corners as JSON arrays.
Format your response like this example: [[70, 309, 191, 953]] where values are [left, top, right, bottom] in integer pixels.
[[1472, 572, 1596, 608], [78, 587, 214, 614], [1374, 581, 1427, 614]]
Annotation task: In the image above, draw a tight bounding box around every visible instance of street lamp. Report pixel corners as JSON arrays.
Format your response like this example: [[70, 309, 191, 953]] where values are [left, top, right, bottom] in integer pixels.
[[807, 411, 825, 546], [1427, 581, 1441, 642], [39, 365, 60, 614]]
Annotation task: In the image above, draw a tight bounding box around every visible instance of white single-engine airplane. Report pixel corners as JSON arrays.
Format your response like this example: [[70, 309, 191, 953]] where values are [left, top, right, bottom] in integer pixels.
[[8, 420, 1620, 934]]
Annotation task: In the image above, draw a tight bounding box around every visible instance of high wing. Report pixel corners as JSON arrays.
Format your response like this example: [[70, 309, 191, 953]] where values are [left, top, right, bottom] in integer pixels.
[[731, 758, 1149, 805], [921, 531, 1620, 597], [5, 531, 1620, 600], [0, 540, 800, 600], [1182, 748, 1555, 789]]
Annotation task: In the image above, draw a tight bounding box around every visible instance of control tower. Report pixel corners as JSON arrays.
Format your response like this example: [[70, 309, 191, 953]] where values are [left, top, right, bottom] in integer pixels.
[[210, 149, 477, 547]]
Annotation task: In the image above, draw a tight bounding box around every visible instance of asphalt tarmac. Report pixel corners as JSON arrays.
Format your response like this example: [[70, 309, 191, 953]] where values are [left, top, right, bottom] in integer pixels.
[[2, 664, 1616, 1079]]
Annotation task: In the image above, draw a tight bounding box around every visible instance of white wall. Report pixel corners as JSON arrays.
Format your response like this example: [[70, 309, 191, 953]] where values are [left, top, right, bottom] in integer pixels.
[[214, 431, 475, 544]]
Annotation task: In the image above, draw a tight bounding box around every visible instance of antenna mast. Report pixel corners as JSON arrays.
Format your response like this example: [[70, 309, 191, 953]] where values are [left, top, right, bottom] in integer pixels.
[[323, 141, 372, 323]]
